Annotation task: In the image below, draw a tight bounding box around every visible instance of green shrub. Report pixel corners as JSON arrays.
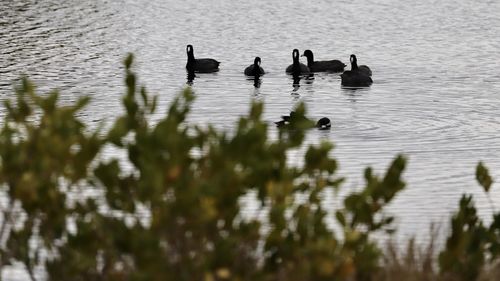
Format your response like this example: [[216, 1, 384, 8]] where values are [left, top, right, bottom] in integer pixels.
[[438, 163, 500, 281]]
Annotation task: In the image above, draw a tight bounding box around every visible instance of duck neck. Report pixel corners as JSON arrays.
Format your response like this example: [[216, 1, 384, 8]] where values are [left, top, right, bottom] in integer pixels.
[[351, 56, 358, 70], [293, 50, 300, 66], [186, 48, 195, 71], [254, 59, 259, 69], [351, 60, 358, 70], [187, 52, 195, 62], [253, 63, 260, 76], [305, 53, 314, 67]]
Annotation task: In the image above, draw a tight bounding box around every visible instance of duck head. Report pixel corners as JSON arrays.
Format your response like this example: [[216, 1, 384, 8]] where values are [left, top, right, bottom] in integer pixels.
[[301, 49, 314, 66], [292, 49, 300, 64], [316, 117, 331, 130], [186, 45, 195, 59], [254, 56, 261, 66]]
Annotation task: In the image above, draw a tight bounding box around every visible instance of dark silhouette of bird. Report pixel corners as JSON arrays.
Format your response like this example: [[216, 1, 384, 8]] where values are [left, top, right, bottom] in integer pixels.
[[301, 50, 345, 72], [244, 57, 265, 76], [316, 117, 331, 130], [285, 49, 310, 75], [341, 54, 373, 87], [275, 112, 331, 130], [185, 45, 220, 73]]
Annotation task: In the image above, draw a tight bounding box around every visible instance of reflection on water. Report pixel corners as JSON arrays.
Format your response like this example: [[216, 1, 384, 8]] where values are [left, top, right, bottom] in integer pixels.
[[291, 74, 301, 93], [341, 87, 368, 103], [1, 0, 500, 247], [290, 73, 315, 95], [252, 76, 262, 88], [186, 71, 195, 85]]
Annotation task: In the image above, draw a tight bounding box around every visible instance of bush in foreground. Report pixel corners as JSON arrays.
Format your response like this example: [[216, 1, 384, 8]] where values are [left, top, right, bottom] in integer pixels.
[[0, 55, 499, 281]]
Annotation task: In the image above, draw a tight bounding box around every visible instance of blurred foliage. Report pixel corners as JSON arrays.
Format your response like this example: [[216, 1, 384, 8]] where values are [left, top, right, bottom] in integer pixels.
[[0, 54, 498, 281], [438, 163, 500, 281]]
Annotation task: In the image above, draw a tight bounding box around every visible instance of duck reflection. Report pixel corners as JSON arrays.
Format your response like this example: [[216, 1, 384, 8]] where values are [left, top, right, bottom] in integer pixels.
[[247, 74, 262, 88], [186, 70, 196, 85], [341, 87, 369, 102], [304, 73, 315, 85], [290, 73, 314, 94], [291, 73, 301, 93], [247, 75, 263, 98], [253, 75, 262, 88]]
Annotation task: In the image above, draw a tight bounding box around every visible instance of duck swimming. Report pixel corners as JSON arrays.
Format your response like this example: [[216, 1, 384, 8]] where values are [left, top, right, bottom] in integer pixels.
[[341, 54, 373, 87], [185, 44, 220, 73], [275, 112, 331, 130], [285, 49, 310, 75], [301, 50, 345, 72], [275, 112, 296, 128], [244, 57, 265, 76]]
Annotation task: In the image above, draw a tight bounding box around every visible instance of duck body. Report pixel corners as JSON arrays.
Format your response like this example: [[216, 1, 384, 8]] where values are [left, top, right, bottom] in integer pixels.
[[275, 112, 331, 130], [341, 54, 373, 87], [302, 50, 345, 72], [358, 65, 372, 76], [275, 112, 294, 128], [244, 57, 265, 76], [341, 71, 373, 87], [309, 60, 346, 72], [186, 45, 220, 73], [285, 63, 310, 75], [285, 49, 310, 75]]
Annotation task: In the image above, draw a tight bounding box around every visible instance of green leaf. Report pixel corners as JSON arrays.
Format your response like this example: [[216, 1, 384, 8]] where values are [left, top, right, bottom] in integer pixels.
[[124, 53, 134, 69], [107, 117, 129, 146], [336, 211, 346, 226], [476, 161, 493, 193]]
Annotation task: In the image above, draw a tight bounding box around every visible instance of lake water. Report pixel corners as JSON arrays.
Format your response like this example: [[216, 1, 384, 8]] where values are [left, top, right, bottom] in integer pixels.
[[2, 0, 500, 262]]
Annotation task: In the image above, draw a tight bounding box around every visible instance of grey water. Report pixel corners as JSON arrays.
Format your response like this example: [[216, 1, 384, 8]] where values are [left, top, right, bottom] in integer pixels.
[[2, 0, 500, 263]]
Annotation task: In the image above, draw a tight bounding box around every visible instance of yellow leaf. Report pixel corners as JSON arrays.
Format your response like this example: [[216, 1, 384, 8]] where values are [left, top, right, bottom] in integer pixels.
[[318, 259, 335, 276], [200, 197, 217, 220], [216, 268, 231, 279], [338, 257, 355, 278], [204, 273, 215, 281]]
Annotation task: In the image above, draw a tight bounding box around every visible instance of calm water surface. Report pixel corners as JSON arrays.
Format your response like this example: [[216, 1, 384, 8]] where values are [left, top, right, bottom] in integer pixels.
[[2, 0, 500, 264]]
